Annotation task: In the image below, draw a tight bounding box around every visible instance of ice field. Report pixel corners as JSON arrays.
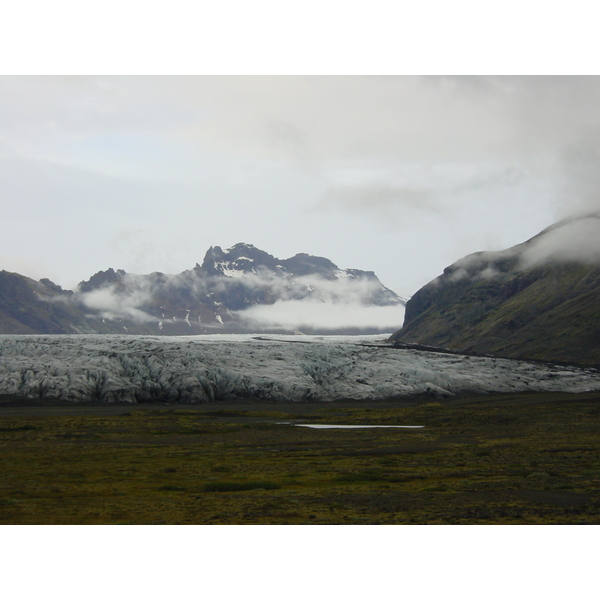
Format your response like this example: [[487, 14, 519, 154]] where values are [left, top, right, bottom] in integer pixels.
[[1, 334, 599, 403]]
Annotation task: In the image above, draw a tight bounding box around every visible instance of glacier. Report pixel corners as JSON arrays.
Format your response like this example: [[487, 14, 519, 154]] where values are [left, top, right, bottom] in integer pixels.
[[0, 334, 599, 404]]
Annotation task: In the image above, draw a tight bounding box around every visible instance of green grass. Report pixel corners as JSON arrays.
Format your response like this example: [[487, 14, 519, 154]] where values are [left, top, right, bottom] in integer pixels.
[[0, 425, 40, 432], [0, 392, 599, 524]]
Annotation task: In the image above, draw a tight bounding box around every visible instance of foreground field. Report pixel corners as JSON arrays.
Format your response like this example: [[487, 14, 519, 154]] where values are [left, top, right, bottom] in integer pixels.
[[1, 392, 599, 524]]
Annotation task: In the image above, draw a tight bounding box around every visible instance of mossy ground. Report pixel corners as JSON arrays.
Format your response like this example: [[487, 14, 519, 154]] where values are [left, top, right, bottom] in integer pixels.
[[1, 392, 599, 524]]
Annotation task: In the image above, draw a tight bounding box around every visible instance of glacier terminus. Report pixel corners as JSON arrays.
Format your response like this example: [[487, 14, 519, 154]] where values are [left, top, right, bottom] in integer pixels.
[[1, 334, 599, 404]]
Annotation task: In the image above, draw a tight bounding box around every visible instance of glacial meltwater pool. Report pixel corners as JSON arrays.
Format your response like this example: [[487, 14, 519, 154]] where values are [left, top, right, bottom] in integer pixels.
[[291, 424, 424, 429]]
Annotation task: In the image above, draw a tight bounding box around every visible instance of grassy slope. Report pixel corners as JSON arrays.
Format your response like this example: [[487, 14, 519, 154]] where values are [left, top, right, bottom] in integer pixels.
[[392, 263, 600, 366]]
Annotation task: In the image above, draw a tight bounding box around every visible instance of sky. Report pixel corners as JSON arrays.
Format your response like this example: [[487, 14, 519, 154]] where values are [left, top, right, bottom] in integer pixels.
[[2, 75, 600, 300]]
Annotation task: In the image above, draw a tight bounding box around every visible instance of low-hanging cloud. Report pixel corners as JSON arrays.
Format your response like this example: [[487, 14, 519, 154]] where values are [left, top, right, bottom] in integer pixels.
[[226, 270, 400, 305], [233, 299, 405, 331], [78, 280, 157, 323], [520, 214, 600, 269], [555, 136, 600, 217], [436, 214, 600, 286]]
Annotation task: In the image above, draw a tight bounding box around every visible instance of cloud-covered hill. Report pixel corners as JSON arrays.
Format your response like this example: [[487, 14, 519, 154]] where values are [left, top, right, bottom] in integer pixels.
[[390, 213, 600, 366]]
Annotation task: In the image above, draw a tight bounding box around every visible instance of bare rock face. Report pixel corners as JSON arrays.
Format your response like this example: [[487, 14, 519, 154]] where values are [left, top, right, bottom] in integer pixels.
[[77, 268, 127, 293], [390, 214, 600, 367]]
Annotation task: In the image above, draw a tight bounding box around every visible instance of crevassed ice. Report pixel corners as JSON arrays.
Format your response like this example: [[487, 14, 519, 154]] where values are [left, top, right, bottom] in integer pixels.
[[0, 334, 599, 404]]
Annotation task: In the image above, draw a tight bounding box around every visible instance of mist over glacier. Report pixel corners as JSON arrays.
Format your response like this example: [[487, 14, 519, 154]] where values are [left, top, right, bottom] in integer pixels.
[[232, 300, 405, 331], [1, 334, 598, 404]]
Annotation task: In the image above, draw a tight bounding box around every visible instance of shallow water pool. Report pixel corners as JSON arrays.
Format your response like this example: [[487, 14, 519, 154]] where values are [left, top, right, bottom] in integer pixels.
[[291, 424, 424, 429]]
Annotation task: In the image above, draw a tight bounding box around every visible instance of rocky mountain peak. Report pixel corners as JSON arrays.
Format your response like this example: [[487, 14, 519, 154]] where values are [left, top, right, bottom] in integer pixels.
[[201, 243, 279, 275], [281, 253, 339, 278], [78, 268, 127, 293]]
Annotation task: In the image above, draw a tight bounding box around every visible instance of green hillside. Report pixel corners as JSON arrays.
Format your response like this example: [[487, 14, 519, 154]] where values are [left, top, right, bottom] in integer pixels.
[[391, 218, 600, 367]]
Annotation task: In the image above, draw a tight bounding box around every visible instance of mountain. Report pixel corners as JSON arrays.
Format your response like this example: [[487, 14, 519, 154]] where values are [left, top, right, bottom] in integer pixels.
[[0, 269, 159, 335], [0, 270, 97, 334], [0, 243, 404, 335], [389, 213, 600, 367]]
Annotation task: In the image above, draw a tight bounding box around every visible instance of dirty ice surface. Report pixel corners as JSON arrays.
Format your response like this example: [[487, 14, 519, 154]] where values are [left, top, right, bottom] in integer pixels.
[[0, 334, 599, 404]]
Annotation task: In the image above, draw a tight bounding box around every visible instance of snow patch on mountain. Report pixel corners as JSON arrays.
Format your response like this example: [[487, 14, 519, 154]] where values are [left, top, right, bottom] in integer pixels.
[[217, 263, 246, 278]]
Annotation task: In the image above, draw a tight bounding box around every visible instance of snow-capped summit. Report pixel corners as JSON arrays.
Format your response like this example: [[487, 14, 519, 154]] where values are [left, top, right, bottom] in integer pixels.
[[201, 243, 278, 277]]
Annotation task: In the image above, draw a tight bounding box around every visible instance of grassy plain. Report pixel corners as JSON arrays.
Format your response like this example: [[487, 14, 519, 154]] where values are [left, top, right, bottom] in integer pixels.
[[1, 392, 599, 524]]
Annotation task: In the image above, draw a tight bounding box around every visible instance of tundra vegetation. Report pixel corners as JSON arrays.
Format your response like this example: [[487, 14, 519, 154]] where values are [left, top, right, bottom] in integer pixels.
[[1, 392, 599, 524]]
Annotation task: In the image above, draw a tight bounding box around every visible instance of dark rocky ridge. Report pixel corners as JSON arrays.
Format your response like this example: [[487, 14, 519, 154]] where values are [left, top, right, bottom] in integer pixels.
[[1, 243, 403, 335]]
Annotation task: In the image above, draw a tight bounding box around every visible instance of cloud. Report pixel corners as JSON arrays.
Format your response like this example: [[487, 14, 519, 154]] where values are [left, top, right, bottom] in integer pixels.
[[78, 276, 157, 323], [555, 136, 600, 216], [234, 299, 405, 332], [520, 215, 600, 268], [437, 214, 600, 285], [227, 270, 400, 305], [8, 76, 598, 170], [317, 163, 532, 225], [320, 183, 438, 217]]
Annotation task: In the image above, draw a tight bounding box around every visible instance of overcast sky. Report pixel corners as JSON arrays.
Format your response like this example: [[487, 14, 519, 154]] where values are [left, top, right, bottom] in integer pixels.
[[2, 75, 600, 298]]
